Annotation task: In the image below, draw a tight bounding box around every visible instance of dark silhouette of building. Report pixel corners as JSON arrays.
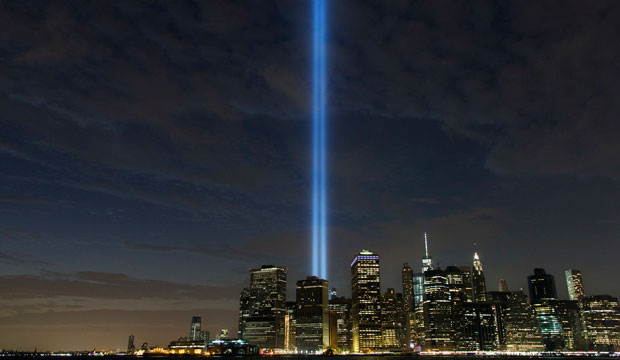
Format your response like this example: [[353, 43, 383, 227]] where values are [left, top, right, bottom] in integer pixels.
[[127, 335, 135, 354], [552, 299, 585, 350], [472, 253, 487, 302], [461, 302, 498, 351], [190, 316, 202, 341], [401, 263, 414, 346], [329, 296, 351, 352], [528, 268, 557, 303], [238, 288, 251, 338], [295, 276, 329, 353], [351, 250, 381, 352], [487, 291, 511, 349]]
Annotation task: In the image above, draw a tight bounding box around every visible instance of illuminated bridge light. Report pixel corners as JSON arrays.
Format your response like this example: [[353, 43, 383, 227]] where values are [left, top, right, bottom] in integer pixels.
[[312, 0, 327, 280]]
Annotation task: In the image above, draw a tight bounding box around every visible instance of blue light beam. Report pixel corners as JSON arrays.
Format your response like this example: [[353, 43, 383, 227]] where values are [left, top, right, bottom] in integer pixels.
[[312, 0, 327, 280]]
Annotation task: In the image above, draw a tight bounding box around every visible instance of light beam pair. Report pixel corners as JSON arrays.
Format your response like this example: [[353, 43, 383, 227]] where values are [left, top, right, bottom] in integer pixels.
[[312, 0, 327, 280]]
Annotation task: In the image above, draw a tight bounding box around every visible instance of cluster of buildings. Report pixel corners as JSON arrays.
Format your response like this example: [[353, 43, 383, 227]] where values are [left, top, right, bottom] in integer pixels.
[[238, 233, 620, 354], [128, 317, 258, 355]]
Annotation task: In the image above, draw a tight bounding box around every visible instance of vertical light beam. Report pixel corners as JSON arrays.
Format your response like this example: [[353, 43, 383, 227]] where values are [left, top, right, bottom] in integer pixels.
[[312, 0, 327, 280]]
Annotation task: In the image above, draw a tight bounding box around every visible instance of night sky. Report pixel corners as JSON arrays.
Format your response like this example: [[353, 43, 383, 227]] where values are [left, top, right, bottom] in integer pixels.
[[2, 0, 620, 351]]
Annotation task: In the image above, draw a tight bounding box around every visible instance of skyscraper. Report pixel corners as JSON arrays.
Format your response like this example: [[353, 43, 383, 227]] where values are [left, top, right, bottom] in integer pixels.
[[503, 291, 544, 351], [528, 268, 557, 303], [565, 269, 585, 301], [461, 302, 498, 351], [127, 335, 135, 354], [239, 288, 251, 338], [351, 250, 381, 353], [401, 263, 414, 346], [445, 266, 470, 349], [241, 265, 288, 349], [422, 232, 433, 272], [499, 279, 509, 292], [423, 269, 454, 351], [472, 252, 487, 302], [190, 316, 202, 341], [381, 289, 407, 350], [295, 276, 330, 353], [329, 296, 351, 352], [581, 295, 620, 351]]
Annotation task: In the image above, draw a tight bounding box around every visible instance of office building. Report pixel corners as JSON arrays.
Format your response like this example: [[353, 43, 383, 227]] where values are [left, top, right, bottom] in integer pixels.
[[241, 265, 287, 349], [581, 295, 620, 351], [351, 250, 381, 352], [552, 299, 584, 350], [402, 263, 414, 346], [503, 291, 544, 351], [285, 301, 296, 352], [528, 268, 557, 303], [190, 316, 202, 341], [423, 268, 454, 350], [565, 269, 585, 301], [127, 335, 135, 354], [295, 276, 330, 353], [461, 302, 498, 351], [381, 288, 407, 350], [238, 288, 251, 338], [329, 296, 352, 352]]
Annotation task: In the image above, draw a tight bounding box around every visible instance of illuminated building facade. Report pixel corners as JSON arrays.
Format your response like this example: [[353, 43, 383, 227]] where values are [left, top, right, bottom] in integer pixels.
[[381, 288, 407, 350], [581, 295, 620, 351], [472, 253, 487, 302], [565, 269, 585, 301], [329, 296, 351, 352], [285, 301, 296, 352], [241, 265, 287, 349], [351, 250, 381, 352], [295, 276, 330, 352], [503, 291, 544, 351], [423, 269, 454, 351]]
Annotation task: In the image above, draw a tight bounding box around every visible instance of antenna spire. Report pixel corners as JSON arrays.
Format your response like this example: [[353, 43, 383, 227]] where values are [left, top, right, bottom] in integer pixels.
[[424, 232, 429, 257]]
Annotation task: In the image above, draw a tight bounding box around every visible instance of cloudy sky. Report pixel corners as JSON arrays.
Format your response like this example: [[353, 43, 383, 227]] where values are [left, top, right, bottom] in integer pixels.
[[2, 0, 620, 351]]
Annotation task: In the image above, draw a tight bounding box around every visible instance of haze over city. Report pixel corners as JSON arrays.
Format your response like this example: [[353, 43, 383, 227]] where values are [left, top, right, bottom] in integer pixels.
[[1, 0, 620, 352]]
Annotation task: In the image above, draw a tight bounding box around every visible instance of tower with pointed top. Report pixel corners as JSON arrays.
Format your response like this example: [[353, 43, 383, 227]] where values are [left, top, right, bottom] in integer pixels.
[[472, 252, 487, 302], [422, 232, 433, 273]]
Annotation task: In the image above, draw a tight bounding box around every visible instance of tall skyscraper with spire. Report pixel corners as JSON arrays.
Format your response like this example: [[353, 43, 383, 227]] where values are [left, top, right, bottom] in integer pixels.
[[472, 252, 487, 302], [422, 232, 433, 273]]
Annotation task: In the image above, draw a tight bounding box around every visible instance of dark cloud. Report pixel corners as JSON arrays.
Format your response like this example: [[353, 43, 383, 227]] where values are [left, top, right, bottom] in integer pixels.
[[0, 271, 240, 301]]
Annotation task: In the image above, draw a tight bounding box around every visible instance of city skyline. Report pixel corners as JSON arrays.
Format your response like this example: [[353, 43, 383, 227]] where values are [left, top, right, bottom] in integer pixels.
[[2, 0, 620, 352]]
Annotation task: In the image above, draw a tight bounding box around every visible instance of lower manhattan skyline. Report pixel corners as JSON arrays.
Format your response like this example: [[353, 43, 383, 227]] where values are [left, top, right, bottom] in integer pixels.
[[2, 0, 620, 353]]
